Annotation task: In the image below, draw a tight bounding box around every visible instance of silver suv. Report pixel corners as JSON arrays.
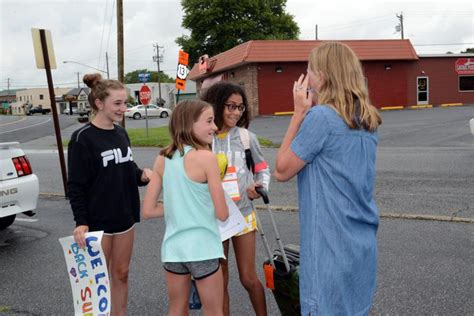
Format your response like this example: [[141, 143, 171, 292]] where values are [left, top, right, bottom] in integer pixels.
[[0, 142, 39, 229]]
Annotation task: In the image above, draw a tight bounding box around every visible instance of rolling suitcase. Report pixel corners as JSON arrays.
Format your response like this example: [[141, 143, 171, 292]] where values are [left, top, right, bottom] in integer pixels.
[[254, 188, 301, 316]]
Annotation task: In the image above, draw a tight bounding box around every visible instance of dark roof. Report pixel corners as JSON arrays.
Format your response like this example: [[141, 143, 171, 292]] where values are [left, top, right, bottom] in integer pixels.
[[189, 39, 419, 80], [65, 87, 90, 96], [0, 89, 26, 97]]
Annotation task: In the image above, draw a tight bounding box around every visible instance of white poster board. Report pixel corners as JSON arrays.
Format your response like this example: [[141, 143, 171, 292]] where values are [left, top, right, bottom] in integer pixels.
[[218, 192, 246, 241], [59, 231, 110, 315]]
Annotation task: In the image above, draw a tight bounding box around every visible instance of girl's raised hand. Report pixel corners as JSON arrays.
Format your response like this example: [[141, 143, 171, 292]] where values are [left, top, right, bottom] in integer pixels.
[[293, 73, 313, 116]]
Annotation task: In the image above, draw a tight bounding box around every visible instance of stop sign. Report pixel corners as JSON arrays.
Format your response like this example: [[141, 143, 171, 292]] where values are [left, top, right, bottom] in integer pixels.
[[139, 84, 152, 105]]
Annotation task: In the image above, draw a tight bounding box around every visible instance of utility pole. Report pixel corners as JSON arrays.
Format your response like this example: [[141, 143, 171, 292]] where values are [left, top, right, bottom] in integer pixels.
[[7, 78, 10, 103], [117, 0, 125, 127], [153, 43, 164, 106], [75, 72, 80, 88], [396, 12, 404, 39], [105, 51, 110, 79], [315, 24, 318, 40]]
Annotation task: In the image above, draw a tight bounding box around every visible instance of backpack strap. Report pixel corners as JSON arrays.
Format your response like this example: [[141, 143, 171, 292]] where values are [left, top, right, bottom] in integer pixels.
[[239, 128, 255, 174]]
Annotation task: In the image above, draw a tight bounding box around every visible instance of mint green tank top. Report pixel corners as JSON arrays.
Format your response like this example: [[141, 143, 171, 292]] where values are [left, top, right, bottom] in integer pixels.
[[161, 146, 224, 262]]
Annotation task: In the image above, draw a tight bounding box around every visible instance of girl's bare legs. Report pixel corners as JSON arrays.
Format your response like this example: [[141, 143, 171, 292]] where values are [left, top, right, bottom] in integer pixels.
[[196, 266, 224, 316], [165, 272, 191, 316], [221, 240, 231, 315], [233, 231, 267, 316], [102, 228, 135, 316]]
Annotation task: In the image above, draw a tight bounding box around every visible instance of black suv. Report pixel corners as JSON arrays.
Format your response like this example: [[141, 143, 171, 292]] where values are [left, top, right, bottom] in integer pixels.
[[27, 107, 51, 115]]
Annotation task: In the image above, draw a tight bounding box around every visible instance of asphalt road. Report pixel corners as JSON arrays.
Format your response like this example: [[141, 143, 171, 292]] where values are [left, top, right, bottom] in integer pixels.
[[1, 106, 473, 314], [0, 115, 78, 144]]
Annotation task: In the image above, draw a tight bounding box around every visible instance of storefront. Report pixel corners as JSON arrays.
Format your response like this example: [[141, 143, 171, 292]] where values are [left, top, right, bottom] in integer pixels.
[[189, 40, 474, 116]]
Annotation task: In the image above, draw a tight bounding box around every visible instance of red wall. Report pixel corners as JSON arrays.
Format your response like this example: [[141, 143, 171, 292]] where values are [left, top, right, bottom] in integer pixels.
[[257, 61, 411, 115], [363, 61, 411, 108], [255, 58, 473, 115], [257, 63, 307, 115], [407, 57, 474, 105]]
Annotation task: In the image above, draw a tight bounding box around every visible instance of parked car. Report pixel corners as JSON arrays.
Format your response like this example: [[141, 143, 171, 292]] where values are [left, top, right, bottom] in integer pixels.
[[78, 108, 91, 117], [63, 108, 78, 115], [27, 107, 51, 115], [0, 142, 39, 230], [125, 104, 171, 120]]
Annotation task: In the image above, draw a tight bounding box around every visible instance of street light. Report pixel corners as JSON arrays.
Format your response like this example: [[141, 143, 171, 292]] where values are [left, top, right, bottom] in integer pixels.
[[63, 60, 110, 79]]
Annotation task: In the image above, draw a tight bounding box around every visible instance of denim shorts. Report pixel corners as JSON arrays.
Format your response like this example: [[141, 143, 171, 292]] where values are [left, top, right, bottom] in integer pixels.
[[163, 259, 220, 280]]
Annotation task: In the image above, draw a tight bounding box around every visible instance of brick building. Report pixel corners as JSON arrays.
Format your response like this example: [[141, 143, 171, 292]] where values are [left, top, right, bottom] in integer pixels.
[[188, 40, 474, 116]]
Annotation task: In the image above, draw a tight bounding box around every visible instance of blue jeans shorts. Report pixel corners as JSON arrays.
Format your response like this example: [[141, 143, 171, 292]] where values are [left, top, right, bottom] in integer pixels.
[[163, 258, 220, 280]]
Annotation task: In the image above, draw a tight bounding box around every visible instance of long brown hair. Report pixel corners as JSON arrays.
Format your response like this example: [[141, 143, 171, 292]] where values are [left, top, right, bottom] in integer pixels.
[[83, 73, 125, 111], [308, 42, 382, 132], [160, 100, 213, 158]]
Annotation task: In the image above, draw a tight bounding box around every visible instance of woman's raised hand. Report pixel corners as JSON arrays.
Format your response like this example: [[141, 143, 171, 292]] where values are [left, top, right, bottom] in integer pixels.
[[293, 73, 313, 117]]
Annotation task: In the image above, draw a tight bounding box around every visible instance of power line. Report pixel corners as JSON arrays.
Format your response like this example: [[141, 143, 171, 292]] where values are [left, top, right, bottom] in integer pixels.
[[98, 0, 110, 69], [322, 14, 393, 32], [104, 0, 116, 71]]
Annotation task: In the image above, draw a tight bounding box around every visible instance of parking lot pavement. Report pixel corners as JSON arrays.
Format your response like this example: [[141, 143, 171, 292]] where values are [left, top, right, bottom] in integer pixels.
[[1, 196, 472, 315]]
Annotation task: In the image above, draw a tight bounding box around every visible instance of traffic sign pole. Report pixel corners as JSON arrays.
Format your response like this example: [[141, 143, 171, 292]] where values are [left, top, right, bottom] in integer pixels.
[[139, 84, 152, 137]]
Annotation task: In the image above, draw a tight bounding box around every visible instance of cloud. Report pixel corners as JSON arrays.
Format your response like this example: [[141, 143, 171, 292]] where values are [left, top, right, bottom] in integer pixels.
[[0, 0, 472, 90]]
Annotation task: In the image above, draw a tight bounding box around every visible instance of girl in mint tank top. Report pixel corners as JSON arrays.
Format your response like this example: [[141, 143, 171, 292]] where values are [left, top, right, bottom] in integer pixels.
[[143, 100, 229, 315]]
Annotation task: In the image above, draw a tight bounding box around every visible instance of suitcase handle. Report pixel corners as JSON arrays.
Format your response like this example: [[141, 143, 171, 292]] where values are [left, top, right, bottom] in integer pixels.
[[253, 187, 291, 273], [256, 186, 269, 204]]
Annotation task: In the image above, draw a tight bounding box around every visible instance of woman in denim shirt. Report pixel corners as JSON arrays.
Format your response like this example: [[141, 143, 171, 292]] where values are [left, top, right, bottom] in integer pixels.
[[275, 42, 382, 315]]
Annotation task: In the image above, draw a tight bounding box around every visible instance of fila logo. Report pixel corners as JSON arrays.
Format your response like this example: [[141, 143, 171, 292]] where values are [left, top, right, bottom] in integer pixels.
[[101, 147, 134, 167]]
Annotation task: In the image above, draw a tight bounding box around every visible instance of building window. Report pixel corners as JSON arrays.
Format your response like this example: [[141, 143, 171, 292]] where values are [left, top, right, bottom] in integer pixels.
[[19, 96, 22, 101], [39, 94, 44, 100], [275, 66, 283, 73], [459, 76, 474, 92]]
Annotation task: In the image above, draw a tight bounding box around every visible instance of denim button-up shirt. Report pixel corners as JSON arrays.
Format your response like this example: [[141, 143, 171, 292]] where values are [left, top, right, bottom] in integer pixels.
[[291, 105, 379, 315]]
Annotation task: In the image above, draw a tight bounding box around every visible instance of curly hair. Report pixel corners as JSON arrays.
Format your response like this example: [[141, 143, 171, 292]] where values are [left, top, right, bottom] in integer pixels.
[[200, 82, 250, 130]]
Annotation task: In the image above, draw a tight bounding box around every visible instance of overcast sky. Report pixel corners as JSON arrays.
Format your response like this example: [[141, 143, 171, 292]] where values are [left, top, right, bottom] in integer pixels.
[[1, 0, 473, 90]]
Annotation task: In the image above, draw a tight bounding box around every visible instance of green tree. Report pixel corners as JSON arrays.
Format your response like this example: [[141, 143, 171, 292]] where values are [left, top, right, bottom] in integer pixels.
[[176, 0, 299, 66], [124, 69, 174, 84], [461, 48, 474, 53]]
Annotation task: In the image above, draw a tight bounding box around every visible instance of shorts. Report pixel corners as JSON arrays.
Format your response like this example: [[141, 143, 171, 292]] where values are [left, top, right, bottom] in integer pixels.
[[235, 211, 257, 236], [163, 259, 220, 280], [103, 223, 135, 236]]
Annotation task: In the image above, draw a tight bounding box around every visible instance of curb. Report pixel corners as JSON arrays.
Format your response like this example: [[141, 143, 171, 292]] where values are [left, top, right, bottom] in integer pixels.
[[381, 103, 468, 111], [253, 205, 474, 224], [275, 103, 468, 114], [380, 106, 404, 111], [274, 111, 294, 116], [40, 192, 473, 224], [440, 103, 463, 107]]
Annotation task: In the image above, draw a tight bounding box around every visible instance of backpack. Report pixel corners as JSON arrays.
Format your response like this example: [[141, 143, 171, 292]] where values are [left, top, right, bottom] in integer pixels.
[[238, 128, 255, 175]]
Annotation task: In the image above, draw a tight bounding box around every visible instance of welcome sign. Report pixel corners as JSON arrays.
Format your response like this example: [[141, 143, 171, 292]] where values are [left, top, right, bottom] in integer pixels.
[[59, 231, 110, 316]]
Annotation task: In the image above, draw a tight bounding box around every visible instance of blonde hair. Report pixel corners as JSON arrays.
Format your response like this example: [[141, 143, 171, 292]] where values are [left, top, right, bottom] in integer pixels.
[[308, 42, 382, 132], [161, 100, 213, 158], [83, 73, 125, 111]]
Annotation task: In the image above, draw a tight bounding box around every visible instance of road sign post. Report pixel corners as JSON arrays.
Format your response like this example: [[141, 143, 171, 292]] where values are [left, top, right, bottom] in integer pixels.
[[32, 28, 68, 198], [175, 50, 189, 104], [139, 84, 151, 137]]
